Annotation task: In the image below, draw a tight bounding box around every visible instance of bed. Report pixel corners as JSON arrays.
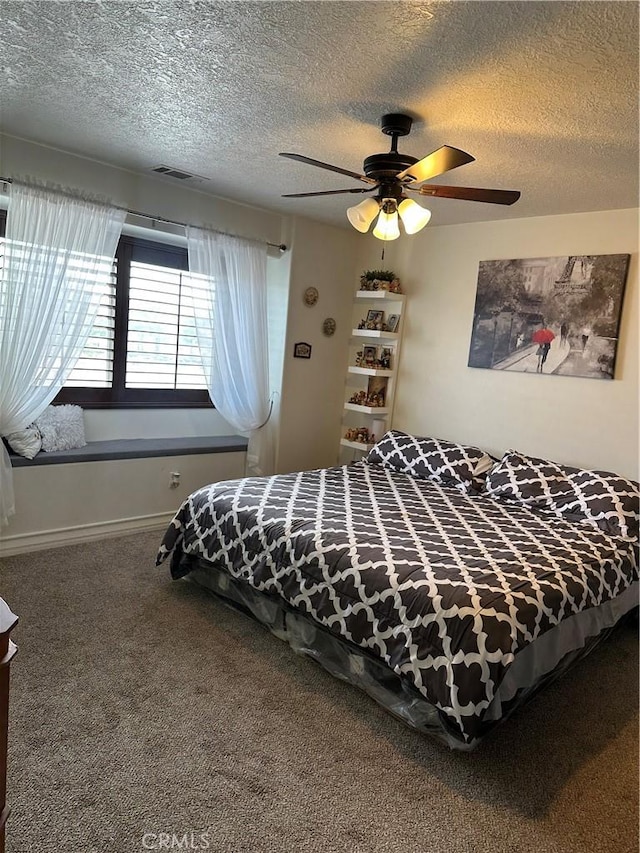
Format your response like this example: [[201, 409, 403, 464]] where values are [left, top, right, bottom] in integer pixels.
[[156, 433, 639, 750]]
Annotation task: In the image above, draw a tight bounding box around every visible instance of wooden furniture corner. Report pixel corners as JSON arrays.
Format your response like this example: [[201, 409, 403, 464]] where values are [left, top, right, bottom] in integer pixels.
[[0, 599, 18, 853]]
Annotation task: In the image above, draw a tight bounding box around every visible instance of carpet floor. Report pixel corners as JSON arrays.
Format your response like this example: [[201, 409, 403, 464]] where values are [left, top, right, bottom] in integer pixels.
[[0, 531, 638, 853]]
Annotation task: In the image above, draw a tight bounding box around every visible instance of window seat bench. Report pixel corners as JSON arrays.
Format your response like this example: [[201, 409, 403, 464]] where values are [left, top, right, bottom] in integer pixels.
[[9, 435, 248, 467], [4, 435, 248, 557]]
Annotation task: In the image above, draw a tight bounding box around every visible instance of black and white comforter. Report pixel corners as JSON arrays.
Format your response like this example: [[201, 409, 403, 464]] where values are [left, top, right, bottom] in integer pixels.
[[157, 462, 638, 743]]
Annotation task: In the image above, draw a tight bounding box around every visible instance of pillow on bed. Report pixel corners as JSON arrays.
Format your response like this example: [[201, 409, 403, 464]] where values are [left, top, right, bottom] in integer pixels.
[[34, 405, 86, 452], [484, 450, 639, 540], [365, 430, 494, 492]]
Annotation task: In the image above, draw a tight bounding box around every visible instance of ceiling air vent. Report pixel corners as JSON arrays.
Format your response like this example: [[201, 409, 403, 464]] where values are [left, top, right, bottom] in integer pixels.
[[151, 165, 212, 187], [152, 165, 195, 180]]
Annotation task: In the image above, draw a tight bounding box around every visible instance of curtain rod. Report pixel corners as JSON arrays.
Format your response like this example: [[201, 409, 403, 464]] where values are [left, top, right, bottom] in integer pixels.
[[0, 176, 287, 252]]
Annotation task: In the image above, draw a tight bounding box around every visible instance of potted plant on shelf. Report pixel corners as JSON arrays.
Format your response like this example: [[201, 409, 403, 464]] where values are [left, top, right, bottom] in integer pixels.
[[359, 270, 402, 293]]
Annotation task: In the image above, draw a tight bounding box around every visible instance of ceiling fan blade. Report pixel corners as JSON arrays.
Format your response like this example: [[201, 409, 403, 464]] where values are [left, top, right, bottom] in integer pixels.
[[419, 184, 521, 205], [280, 152, 377, 185], [282, 187, 377, 198], [397, 146, 475, 183]]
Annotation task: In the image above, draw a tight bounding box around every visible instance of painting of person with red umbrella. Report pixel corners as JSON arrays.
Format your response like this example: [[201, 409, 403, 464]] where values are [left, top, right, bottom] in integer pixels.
[[532, 324, 555, 372], [468, 253, 631, 379]]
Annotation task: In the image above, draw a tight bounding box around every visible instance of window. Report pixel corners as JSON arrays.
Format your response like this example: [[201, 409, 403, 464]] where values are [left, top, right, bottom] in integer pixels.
[[0, 215, 210, 407], [61, 236, 210, 407]]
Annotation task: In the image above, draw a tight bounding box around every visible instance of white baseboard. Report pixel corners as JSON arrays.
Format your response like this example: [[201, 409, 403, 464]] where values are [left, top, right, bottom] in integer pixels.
[[0, 512, 173, 557]]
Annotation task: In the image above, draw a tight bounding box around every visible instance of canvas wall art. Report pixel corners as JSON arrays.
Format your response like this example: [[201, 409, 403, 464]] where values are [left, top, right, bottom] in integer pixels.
[[467, 254, 630, 380]]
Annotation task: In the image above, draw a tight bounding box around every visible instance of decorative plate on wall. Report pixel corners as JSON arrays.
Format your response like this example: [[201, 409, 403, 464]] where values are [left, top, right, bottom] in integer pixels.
[[322, 317, 336, 337], [303, 287, 319, 306]]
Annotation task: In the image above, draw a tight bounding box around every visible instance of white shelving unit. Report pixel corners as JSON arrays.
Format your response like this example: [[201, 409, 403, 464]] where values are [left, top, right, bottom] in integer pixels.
[[340, 287, 405, 461], [350, 329, 400, 341], [344, 403, 391, 415], [340, 438, 375, 452], [348, 366, 394, 378]]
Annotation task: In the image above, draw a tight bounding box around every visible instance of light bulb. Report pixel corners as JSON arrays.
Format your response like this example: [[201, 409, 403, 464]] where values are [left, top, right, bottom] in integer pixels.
[[372, 202, 400, 241], [346, 197, 380, 233], [398, 198, 432, 234]]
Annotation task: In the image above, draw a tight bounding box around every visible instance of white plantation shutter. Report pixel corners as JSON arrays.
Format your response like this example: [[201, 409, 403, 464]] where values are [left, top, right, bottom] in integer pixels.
[[124, 259, 207, 390], [0, 239, 4, 321], [0, 216, 211, 404], [0, 238, 117, 389], [0, 237, 116, 388], [64, 261, 116, 387]]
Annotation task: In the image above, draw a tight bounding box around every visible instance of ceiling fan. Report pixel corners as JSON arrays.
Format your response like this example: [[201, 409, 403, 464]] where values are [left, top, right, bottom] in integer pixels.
[[280, 113, 521, 240]]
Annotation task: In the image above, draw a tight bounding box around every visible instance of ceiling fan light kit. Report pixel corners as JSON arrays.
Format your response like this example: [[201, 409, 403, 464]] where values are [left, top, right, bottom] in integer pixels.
[[280, 113, 520, 242], [372, 201, 401, 241], [398, 198, 432, 234], [347, 195, 432, 239], [346, 197, 380, 233]]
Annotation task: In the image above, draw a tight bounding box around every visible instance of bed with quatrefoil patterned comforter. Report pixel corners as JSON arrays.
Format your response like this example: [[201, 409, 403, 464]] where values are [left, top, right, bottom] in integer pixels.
[[157, 461, 638, 746]]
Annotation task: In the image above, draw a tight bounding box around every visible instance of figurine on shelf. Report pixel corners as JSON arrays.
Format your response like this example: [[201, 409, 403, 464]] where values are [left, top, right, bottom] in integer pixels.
[[354, 350, 364, 367], [344, 426, 372, 444], [348, 390, 367, 406], [357, 319, 366, 329]]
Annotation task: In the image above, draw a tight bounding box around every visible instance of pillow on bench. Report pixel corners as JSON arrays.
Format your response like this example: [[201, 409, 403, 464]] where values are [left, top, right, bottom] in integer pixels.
[[34, 405, 86, 453], [4, 425, 42, 460]]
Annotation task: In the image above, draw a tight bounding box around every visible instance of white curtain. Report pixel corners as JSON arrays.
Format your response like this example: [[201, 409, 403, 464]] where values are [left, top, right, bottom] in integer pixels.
[[185, 227, 271, 476], [0, 182, 125, 525]]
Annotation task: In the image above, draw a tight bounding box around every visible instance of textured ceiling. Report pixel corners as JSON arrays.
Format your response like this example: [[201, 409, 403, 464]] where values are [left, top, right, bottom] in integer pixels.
[[1, 1, 638, 228]]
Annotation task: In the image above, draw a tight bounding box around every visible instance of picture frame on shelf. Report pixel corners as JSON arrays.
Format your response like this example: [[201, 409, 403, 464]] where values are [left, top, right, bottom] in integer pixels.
[[379, 347, 393, 369], [362, 345, 377, 366], [365, 309, 384, 330], [366, 376, 388, 407], [386, 313, 400, 333]]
